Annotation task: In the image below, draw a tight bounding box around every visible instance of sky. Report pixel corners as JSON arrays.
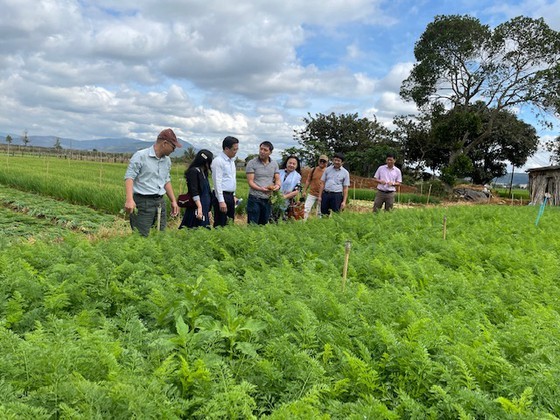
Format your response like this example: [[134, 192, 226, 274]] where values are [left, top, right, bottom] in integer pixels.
[[1, 0, 559, 168]]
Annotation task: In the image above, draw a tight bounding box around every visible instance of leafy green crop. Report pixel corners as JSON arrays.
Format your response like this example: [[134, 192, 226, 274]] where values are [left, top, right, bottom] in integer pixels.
[[1, 199, 560, 417], [0, 185, 118, 234]]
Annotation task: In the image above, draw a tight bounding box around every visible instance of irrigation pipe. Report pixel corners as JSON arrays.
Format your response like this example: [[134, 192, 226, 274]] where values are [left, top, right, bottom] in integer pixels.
[[535, 194, 549, 226]]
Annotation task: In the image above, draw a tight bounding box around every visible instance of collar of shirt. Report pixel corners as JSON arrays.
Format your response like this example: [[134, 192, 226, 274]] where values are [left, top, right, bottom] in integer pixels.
[[220, 151, 234, 163]]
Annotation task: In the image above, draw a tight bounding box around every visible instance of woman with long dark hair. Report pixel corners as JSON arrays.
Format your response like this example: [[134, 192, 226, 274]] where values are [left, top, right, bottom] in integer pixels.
[[179, 149, 213, 229]]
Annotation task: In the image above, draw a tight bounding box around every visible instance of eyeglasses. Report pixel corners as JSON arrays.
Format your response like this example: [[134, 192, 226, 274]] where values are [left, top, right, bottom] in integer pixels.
[[319, 159, 327, 163]]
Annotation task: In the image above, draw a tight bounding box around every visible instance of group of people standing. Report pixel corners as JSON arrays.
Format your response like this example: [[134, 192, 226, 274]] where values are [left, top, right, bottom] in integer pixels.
[[124, 128, 402, 236]]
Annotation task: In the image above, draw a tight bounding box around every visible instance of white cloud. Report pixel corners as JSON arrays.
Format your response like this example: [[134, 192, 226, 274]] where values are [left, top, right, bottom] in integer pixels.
[[0, 0, 558, 159]]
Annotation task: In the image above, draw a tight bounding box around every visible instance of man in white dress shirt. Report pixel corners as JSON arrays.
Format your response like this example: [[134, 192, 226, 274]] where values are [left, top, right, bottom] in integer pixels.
[[211, 136, 239, 227]]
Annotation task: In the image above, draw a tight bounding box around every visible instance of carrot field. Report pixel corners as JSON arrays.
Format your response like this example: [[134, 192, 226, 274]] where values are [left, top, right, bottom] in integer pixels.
[[1, 155, 560, 418]]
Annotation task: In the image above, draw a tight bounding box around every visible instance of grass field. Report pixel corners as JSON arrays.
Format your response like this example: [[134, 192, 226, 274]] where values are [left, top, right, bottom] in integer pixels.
[[494, 188, 530, 201]]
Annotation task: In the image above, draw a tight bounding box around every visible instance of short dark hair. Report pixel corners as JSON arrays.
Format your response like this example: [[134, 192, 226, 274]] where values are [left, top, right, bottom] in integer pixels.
[[260, 141, 274, 152], [333, 152, 345, 161], [222, 136, 239, 150], [386, 152, 396, 159]]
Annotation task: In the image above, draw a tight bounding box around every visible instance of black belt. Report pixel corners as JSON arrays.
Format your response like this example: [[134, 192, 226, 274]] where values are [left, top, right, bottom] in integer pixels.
[[223, 191, 235, 195], [134, 193, 163, 199], [323, 191, 342, 194]]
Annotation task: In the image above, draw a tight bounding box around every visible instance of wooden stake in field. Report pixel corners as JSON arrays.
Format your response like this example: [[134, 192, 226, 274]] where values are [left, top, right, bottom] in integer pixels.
[[426, 184, 432, 205], [342, 240, 351, 292], [156, 204, 162, 231], [443, 215, 447, 240]]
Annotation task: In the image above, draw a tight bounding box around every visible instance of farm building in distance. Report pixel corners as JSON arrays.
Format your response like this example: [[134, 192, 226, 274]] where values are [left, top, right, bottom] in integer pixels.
[[527, 166, 560, 205]]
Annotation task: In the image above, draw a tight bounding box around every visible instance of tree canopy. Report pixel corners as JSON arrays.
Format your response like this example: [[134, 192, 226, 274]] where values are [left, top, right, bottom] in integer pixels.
[[401, 15, 560, 116], [398, 15, 560, 184], [293, 112, 398, 176], [396, 103, 539, 184]]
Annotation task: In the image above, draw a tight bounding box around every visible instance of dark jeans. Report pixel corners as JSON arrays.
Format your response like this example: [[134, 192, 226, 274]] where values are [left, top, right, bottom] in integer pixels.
[[213, 191, 236, 227], [373, 190, 395, 212], [321, 191, 343, 216], [247, 195, 271, 225], [130, 193, 166, 236]]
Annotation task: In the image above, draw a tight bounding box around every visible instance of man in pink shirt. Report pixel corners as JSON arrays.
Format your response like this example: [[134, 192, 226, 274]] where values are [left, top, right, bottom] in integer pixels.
[[373, 153, 402, 212]]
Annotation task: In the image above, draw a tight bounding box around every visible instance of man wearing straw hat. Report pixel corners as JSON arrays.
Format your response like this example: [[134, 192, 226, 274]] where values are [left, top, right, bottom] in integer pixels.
[[373, 152, 402, 212], [124, 128, 182, 236]]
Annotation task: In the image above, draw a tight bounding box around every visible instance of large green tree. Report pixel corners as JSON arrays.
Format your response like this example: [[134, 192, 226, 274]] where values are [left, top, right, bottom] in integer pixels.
[[293, 112, 397, 176], [400, 15, 560, 181], [396, 103, 539, 184]]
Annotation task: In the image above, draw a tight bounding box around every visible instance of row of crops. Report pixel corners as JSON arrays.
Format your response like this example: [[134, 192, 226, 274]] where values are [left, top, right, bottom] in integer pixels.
[[1, 211, 559, 417], [1, 155, 559, 418]]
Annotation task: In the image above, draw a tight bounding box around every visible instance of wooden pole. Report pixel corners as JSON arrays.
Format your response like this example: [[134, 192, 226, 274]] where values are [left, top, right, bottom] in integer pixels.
[[156, 205, 162, 231], [508, 164, 515, 197], [426, 184, 432, 205], [342, 240, 351, 292], [443, 215, 447, 240]]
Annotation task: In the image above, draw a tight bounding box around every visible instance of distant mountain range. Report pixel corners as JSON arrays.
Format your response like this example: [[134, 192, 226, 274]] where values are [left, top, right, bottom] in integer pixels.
[[492, 172, 529, 185], [0, 133, 193, 156]]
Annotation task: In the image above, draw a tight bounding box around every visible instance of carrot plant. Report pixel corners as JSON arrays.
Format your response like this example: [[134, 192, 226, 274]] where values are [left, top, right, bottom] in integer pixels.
[[1, 205, 559, 418]]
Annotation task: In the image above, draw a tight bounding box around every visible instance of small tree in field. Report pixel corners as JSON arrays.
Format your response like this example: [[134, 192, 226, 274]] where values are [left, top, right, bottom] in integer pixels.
[[183, 146, 196, 164], [22, 130, 30, 147]]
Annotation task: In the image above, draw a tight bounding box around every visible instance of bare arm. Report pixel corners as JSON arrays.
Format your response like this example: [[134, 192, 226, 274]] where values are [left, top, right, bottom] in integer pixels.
[[317, 180, 325, 201], [124, 178, 136, 214], [341, 185, 348, 210], [164, 181, 179, 217]]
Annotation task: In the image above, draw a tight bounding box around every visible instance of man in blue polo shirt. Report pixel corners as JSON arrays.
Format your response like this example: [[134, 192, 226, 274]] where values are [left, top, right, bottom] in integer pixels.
[[124, 128, 182, 236], [318, 152, 350, 216]]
